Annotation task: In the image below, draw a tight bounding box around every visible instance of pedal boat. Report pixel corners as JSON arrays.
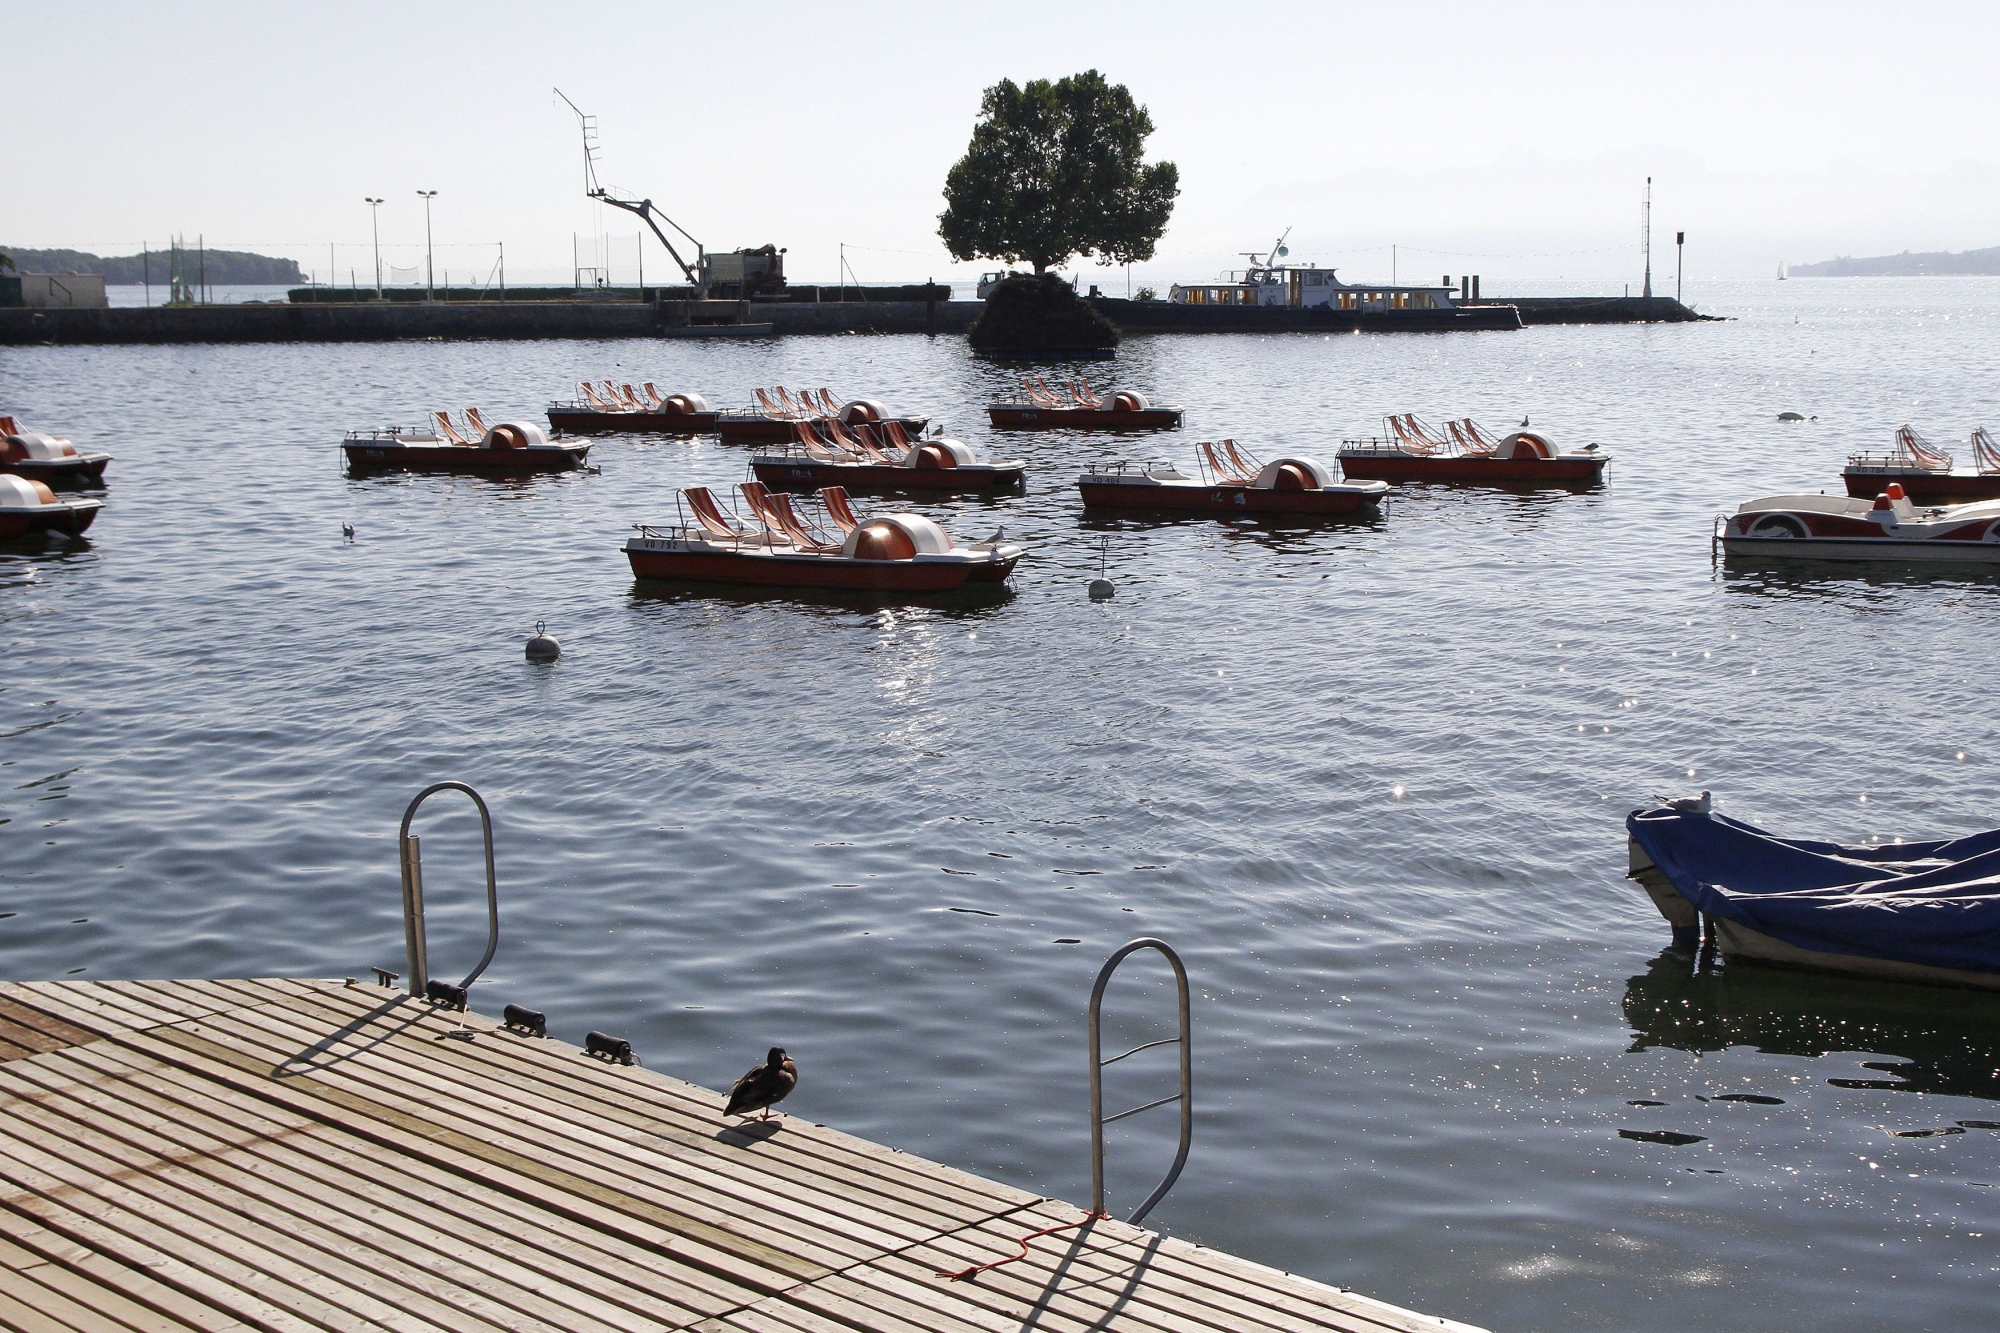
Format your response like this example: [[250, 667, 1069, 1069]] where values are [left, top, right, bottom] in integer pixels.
[[1718, 483, 2000, 563], [716, 387, 929, 442], [1336, 415, 1608, 484], [1628, 800, 2000, 991], [750, 420, 1025, 492], [0, 474, 101, 538], [988, 377, 1182, 430], [343, 411, 591, 474], [1077, 440, 1387, 516], [0, 416, 111, 486], [1841, 425, 2000, 504], [625, 483, 1021, 592], [545, 382, 718, 435]]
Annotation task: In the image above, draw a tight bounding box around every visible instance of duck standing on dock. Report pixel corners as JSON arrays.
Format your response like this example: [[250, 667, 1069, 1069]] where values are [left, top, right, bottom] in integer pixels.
[[724, 1046, 797, 1120]]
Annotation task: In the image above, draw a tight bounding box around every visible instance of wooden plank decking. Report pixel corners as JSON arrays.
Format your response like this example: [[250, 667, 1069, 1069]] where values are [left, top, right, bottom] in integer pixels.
[[0, 979, 1482, 1333]]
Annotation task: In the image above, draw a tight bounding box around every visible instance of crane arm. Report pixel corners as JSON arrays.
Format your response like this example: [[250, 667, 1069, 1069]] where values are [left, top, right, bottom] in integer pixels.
[[554, 87, 703, 287]]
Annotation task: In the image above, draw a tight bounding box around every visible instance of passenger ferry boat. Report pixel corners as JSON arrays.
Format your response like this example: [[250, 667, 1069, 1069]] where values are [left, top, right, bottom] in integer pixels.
[[625, 483, 1021, 592], [1840, 425, 2000, 503], [1077, 440, 1387, 517], [343, 412, 592, 474], [1337, 415, 1609, 484], [1170, 233, 1462, 312]]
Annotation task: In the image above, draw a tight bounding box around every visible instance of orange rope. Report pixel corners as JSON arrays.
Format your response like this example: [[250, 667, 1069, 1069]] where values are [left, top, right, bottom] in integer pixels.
[[935, 1210, 1108, 1281]]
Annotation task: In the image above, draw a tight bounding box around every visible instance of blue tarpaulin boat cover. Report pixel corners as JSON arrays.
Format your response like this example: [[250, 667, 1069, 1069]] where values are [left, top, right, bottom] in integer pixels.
[[1627, 808, 2000, 975]]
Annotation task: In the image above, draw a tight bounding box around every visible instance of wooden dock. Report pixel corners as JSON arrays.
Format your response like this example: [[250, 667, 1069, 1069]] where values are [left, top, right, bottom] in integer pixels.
[[0, 978, 1482, 1333]]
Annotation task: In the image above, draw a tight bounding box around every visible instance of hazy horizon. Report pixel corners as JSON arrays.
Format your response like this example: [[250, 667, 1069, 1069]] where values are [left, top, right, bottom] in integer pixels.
[[13, 1, 1997, 290]]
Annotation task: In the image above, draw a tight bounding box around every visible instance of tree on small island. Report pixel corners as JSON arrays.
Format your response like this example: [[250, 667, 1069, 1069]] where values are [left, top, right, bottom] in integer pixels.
[[939, 70, 1178, 352]]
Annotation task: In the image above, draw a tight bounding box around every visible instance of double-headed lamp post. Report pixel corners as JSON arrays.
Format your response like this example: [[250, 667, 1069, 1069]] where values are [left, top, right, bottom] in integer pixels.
[[364, 198, 384, 298], [417, 190, 438, 300]]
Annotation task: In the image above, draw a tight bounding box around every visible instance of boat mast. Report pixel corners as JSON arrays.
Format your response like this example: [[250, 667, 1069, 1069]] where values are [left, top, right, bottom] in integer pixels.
[[1238, 227, 1291, 282], [554, 88, 704, 289]]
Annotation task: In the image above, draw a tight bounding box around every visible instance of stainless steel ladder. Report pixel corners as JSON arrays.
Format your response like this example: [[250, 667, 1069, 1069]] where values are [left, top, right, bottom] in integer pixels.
[[1088, 937, 1192, 1225], [394, 781, 500, 1005]]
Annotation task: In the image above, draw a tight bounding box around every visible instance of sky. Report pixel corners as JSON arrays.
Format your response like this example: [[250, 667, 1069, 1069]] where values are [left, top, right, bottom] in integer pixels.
[[11, 1, 1998, 288]]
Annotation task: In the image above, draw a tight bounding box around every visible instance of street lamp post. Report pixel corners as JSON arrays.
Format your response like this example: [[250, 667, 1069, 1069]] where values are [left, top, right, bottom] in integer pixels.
[[417, 190, 438, 301], [365, 198, 384, 298]]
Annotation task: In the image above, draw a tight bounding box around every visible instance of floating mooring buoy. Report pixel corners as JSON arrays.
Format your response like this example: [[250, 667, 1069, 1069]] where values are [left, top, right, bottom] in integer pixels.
[[525, 619, 561, 662], [1087, 536, 1115, 600]]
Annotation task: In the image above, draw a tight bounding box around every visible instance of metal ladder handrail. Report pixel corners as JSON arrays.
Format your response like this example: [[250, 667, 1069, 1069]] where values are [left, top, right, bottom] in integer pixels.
[[397, 781, 500, 999], [1088, 937, 1192, 1226]]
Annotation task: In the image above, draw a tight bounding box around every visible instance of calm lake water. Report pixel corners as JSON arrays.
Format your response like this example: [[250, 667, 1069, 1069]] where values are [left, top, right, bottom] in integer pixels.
[[6, 279, 1999, 1331]]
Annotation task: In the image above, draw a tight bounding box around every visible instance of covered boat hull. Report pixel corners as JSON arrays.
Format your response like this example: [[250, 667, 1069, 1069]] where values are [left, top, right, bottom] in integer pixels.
[[343, 443, 591, 474], [1337, 451, 1607, 483], [1629, 844, 2000, 991], [750, 458, 1025, 491], [546, 408, 718, 435], [1078, 479, 1383, 515], [988, 405, 1182, 431], [1842, 467, 2000, 503], [625, 542, 1015, 592], [0, 500, 100, 538], [1627, 809, 2000, 991], [716, 413, 930, 443], [0, 455, 111, 487]]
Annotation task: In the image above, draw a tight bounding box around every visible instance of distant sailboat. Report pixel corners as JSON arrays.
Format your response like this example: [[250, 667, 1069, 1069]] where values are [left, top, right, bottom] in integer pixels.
[[1777, 261, 1788, 281]]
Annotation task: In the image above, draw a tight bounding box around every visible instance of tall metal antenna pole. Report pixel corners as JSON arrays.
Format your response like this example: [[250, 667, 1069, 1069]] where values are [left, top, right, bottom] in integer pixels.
[[1642, 177, 1653, 299]]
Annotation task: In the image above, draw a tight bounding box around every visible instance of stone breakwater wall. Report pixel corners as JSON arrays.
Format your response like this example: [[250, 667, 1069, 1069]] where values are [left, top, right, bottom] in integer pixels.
[[0, 294, 1702, 346], [0, 299, 978, 346]]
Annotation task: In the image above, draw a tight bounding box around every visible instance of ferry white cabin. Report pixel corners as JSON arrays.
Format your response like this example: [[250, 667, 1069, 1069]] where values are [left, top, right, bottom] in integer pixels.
[[1170, 264, 1459, 311]]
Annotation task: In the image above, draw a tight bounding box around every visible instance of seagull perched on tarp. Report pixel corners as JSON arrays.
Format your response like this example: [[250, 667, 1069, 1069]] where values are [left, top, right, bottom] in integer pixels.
[[1652, 790, 1712, 813], [724, 1047, 797, 1121]]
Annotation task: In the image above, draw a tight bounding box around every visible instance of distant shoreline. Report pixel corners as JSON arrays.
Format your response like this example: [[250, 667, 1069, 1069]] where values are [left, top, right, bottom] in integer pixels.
[[1, 245, 304, 287], [1791, 244, 2000, 278]]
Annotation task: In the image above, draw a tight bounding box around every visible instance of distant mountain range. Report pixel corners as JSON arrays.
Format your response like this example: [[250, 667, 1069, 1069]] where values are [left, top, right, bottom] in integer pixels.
[[1791, 246, 2000, 277], [0, 246, 304, 285]]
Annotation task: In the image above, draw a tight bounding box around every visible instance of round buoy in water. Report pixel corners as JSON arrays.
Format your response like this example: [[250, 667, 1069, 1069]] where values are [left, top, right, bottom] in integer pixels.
[[1088, 578, 1115, 601], [525, 619, 560, 662]]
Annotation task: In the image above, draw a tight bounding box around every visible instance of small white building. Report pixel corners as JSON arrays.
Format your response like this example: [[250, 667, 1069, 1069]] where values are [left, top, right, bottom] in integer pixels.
[[19, 273, 109, 309]]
